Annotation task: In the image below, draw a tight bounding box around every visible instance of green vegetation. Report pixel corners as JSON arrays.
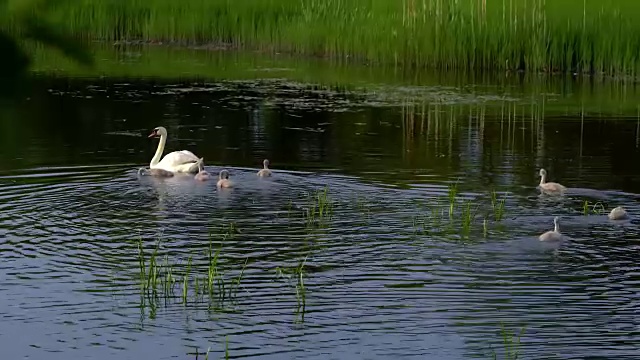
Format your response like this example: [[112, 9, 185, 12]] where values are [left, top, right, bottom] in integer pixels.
[[303, 186, 334, 229], [136, 225, 247, 313], [447, 182, 459, 219], [492, 323, 525, 360], [410, 187, 513, 241], [128, 185, 564, 358], [582, 200, 605, 215], [276, 256, 308, 322], [491, 190, 507, 221], [7, 0, 640, 76]]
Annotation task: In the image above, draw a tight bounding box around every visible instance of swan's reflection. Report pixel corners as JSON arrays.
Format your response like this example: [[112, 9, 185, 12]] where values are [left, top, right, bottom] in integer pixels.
[[135, 169, 211, 217], [132, 166, 304, 232]]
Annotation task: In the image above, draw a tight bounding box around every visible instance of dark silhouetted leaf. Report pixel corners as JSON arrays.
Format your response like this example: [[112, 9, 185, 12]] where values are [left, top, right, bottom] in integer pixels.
[[0, 30, 30, 98], [22, 15, 94, 67], [0, 0, 94, 98]]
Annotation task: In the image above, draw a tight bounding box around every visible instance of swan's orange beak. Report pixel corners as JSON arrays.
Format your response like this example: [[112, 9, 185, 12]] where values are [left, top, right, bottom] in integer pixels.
[[148, 130, 157, 138]]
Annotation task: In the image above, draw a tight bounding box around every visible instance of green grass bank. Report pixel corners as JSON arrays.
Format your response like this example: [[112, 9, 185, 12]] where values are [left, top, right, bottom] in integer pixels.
[[7, 0, 640, 76]]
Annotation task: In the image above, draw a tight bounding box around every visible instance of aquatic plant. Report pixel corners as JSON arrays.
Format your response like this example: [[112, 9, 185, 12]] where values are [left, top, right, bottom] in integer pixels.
[[221, 222, 239, 239], [483, 218, 488, 238], [189, 346, 211, 360], [275, 255, 308, 321], [287, 199, 293, 221], [303, 186, 333, 228], [491, 323, 525, 360], [134, 228, 246, 314], [206, 236, 224, 307], [460, 200, 479, 239], [582, 200, 605, 215], [354, 193, 372, 224], [182, 256, 192, 305], [294, 256, 307, 320], [137, 238, 162, 296], [491, 190, 507, 221], [230, 258, 248, 302], [447, 182, 459, 219]]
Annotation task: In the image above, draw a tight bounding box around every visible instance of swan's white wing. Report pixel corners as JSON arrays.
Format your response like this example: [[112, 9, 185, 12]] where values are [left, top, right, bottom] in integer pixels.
[[177, 150, 198, 159], [158, 150, 199, 168]]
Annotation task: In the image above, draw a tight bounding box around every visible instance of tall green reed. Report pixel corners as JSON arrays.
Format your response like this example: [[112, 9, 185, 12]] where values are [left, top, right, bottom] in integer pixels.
[[447, 182, 458, 219], [491, 323, 525, 360], [491, 190, 507, 221], [135, 227, 246, 313], [275, 255, 308, 321], [304, 186, 333, 228], [582, 200, 605, 215], [12, 0, 640, 76]]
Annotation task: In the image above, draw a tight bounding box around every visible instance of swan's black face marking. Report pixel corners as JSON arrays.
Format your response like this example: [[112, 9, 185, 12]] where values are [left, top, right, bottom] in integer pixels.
[[148, 128, 159, 138]]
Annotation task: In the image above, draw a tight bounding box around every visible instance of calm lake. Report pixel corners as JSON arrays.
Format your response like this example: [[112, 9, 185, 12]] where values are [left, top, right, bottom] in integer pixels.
[[2, 44, 640, 360]]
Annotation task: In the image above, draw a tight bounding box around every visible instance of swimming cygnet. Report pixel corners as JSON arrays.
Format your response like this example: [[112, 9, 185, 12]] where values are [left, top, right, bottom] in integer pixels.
[[138, 167, 174, 177], [538, 168, 566, 194], [194, 162, 211, 181], [217, 169, 234, 188], [539, 216, 563, 241], [608, 206, 628, 220], [257, 159, 273, 177]]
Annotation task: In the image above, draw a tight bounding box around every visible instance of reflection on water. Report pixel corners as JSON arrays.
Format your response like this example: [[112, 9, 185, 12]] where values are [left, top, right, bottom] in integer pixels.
[[1, 70, 640, 360]]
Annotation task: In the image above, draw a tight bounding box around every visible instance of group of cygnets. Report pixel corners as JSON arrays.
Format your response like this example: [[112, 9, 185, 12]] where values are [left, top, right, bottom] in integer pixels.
[[537, 168, 629, 242], [137, 126, 629, 241], [137, 126, 273, 188]]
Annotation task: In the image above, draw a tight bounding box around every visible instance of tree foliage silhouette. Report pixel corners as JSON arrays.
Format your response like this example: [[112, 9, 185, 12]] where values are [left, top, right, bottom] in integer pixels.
[[0, 0, 93, 98]]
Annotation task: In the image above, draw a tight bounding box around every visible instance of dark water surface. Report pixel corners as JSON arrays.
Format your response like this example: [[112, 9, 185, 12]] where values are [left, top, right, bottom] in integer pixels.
[[2, 46, 640, 360]]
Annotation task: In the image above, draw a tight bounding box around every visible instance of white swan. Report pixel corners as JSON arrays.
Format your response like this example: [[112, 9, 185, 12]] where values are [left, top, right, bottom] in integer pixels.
[[257, 159, 272, 177], [608, 206, 628, 220], [538, 168, 566, 194], [194, 162, 211, 182], [539, 216, 563, 241], [217, 169, 234, 188], [148, 126, 203, 173]]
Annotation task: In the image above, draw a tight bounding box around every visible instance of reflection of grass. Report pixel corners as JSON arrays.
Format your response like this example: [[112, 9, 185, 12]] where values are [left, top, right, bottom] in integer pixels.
[[23, 42, 640, 123], [483, 218, 488, 238], [355, 193, 372, 224]]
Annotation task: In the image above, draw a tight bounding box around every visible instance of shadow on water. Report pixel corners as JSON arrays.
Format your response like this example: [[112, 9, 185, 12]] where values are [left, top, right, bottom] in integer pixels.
[[2, 45, 640, 359]]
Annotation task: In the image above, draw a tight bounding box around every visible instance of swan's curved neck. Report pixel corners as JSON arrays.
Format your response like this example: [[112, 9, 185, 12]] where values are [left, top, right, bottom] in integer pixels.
[[554, 220, 559, 233], [150, 134, 167, 167], [264, 164, 269, 170], [539, 173, 546, 186]]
